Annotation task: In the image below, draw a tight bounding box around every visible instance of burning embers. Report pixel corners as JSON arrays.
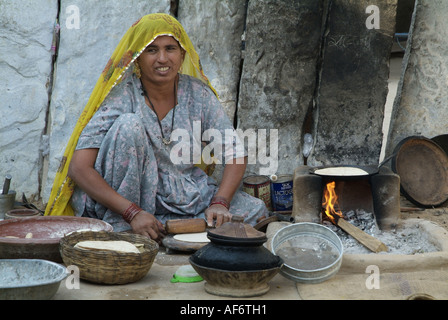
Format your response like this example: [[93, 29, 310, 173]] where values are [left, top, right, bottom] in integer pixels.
[[322, 181, 388, 253]]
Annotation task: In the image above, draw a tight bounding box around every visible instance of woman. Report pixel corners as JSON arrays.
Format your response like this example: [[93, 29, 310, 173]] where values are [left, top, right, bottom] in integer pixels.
[[45, 13, 268, 242]]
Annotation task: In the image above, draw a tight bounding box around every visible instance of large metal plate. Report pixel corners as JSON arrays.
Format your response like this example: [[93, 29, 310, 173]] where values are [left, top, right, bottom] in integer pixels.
[[391, 136, 448, 207]]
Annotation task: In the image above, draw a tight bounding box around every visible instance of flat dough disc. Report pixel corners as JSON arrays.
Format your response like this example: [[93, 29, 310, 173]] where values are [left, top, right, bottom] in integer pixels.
[[314, 166, 368, 176], [74, 240, 140, 253], [173, 232, 210, 243]]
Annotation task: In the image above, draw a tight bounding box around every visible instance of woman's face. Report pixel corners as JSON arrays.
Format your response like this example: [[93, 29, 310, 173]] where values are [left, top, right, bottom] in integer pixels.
[[138, 35, 185, 86]]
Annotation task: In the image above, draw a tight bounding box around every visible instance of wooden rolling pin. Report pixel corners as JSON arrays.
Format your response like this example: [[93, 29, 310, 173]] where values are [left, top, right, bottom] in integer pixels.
[[165, 218, 207, 234]]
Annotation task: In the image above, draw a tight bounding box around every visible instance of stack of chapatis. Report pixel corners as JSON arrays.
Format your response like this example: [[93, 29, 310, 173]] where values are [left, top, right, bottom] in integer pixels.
[[74, 240, 143, 253]]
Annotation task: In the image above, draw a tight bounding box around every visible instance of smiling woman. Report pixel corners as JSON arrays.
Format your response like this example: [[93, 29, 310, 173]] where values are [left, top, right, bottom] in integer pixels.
[[45, 13, 269, 242], [138, 36, 185, 89]]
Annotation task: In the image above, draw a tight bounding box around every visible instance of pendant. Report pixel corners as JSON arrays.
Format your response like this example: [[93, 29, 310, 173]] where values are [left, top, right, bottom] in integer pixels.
[[162, 137, 171, 145]]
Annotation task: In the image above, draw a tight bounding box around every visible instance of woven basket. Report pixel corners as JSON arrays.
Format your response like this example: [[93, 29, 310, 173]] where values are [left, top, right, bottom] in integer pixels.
[[59, 230, 158, 285]]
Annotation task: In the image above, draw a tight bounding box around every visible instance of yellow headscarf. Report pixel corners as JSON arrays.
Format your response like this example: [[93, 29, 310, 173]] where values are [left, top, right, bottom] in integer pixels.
[[45, 13, 217, 216]]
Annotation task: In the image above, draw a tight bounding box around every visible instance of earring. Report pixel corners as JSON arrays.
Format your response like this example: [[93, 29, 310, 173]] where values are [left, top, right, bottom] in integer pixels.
[[134, 61, 141, 78]]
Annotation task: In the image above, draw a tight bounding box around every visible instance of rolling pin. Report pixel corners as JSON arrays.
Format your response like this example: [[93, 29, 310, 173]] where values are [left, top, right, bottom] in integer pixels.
[[165, 218, 207, 234]]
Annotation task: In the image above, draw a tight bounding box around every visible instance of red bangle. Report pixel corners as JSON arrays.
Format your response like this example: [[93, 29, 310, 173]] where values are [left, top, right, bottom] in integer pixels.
[[122, 203, 142, 224], [209, 196, 230, 210]]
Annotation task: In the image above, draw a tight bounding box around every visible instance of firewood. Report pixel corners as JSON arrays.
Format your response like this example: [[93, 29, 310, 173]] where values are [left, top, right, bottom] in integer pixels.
[[335, 217, 388, 253]]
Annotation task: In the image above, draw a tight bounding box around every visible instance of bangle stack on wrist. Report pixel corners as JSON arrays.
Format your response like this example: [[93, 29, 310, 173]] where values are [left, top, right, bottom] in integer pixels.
[[122, 203, 142, 223], [209, 196, 230, 210]]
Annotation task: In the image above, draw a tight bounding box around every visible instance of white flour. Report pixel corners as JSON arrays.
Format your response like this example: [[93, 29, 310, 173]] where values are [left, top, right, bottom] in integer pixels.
[[322, 210, 439, 255]]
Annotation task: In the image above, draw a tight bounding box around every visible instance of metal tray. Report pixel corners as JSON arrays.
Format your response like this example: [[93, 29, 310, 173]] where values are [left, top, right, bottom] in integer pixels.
[[391, 136, 448, 207]]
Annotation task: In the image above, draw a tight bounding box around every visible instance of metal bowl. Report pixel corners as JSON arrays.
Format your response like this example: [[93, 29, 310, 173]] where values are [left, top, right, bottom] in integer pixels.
[[271, 222, 343, 283], [0, 216, 113, 262], [0, 259, 67, 300]]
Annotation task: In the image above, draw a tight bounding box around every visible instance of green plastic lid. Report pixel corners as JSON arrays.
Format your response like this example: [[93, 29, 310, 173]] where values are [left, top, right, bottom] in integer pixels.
[[170, 265, 203, 283]]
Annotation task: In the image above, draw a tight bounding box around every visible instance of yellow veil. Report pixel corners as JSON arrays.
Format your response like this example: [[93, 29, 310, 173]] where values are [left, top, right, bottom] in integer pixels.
[[45, 13, 216, 216]]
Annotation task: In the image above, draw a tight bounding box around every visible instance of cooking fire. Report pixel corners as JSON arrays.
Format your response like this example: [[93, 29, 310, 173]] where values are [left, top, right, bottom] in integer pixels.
[[322, 181, 388, 253]]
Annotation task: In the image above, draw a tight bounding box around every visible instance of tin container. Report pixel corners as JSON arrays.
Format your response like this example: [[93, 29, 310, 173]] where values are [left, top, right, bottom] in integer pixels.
[[243, 175, 272, 211], [270, 174, 293, 211]]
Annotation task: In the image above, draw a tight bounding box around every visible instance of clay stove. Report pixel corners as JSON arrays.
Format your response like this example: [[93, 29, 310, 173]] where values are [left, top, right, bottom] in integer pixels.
[[292, 165, 401, 231]]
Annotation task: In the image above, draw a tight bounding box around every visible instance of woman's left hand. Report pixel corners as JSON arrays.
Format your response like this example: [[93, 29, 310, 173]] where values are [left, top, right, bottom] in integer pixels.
[[205, 204, 233, 228]]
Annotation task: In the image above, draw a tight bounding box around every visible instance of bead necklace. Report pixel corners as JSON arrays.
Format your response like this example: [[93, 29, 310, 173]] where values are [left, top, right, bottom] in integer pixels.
[[141, 78, 177, 145]]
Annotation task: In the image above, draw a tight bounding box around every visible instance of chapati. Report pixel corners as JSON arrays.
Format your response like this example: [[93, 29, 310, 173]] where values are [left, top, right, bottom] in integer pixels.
[[173, 232, 210, 243], [314, 166, 369, 176], [74, 240, 141, 253]]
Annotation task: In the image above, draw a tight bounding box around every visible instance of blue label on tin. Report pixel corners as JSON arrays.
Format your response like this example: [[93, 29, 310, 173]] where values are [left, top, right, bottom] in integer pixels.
[[271, 180, 293, 211]]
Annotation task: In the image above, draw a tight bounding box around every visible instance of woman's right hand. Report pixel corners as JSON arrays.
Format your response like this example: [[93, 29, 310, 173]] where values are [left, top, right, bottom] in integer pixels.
[[130, 211, 166, 243]]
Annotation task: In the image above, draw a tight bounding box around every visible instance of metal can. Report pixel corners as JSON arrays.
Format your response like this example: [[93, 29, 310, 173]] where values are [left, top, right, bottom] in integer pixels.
[[270, 174, 293, 211], [243, 175, 272, 211]]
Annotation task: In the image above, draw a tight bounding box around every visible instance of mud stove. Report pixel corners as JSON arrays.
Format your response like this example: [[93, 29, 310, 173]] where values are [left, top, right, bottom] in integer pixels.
[[292, 165, 401, 231]]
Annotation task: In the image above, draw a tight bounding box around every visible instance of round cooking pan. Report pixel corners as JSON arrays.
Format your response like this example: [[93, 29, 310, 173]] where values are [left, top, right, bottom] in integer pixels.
[[310, 165, 379, 180], [391, 136, 448, 207]]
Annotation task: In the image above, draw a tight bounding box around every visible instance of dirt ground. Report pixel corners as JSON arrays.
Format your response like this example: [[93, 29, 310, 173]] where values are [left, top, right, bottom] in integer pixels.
[[399, 196, 448, 231]]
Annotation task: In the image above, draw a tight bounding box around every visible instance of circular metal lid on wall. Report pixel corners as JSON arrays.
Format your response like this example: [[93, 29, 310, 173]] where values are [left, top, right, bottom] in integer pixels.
[[391, 136, 448, 207]]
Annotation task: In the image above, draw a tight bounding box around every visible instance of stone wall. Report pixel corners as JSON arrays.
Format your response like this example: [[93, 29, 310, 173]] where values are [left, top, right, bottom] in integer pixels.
[[0, 0, 405, 205], [386, 0, 448, 155], [0, 1, 58, 198]]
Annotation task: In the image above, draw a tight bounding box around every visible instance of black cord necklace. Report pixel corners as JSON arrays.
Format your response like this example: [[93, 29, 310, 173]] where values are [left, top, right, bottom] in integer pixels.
[[141, 78, 177, 145]]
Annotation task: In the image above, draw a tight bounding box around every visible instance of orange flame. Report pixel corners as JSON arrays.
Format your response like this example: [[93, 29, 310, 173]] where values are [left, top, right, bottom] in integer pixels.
[[322, 181, 344, 223]]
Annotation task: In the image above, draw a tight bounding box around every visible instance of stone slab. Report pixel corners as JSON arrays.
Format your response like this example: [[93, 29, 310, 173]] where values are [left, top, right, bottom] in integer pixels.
[[237, 0, 324, 177], [386, 0, 448, 155], [0, 0, 58, 199], [309, 0, 397, 166], [178, 0, 247, 123]]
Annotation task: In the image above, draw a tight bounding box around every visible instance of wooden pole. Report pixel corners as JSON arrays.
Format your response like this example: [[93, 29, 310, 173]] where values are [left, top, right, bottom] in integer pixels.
[[334, 217, 388, 253]]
